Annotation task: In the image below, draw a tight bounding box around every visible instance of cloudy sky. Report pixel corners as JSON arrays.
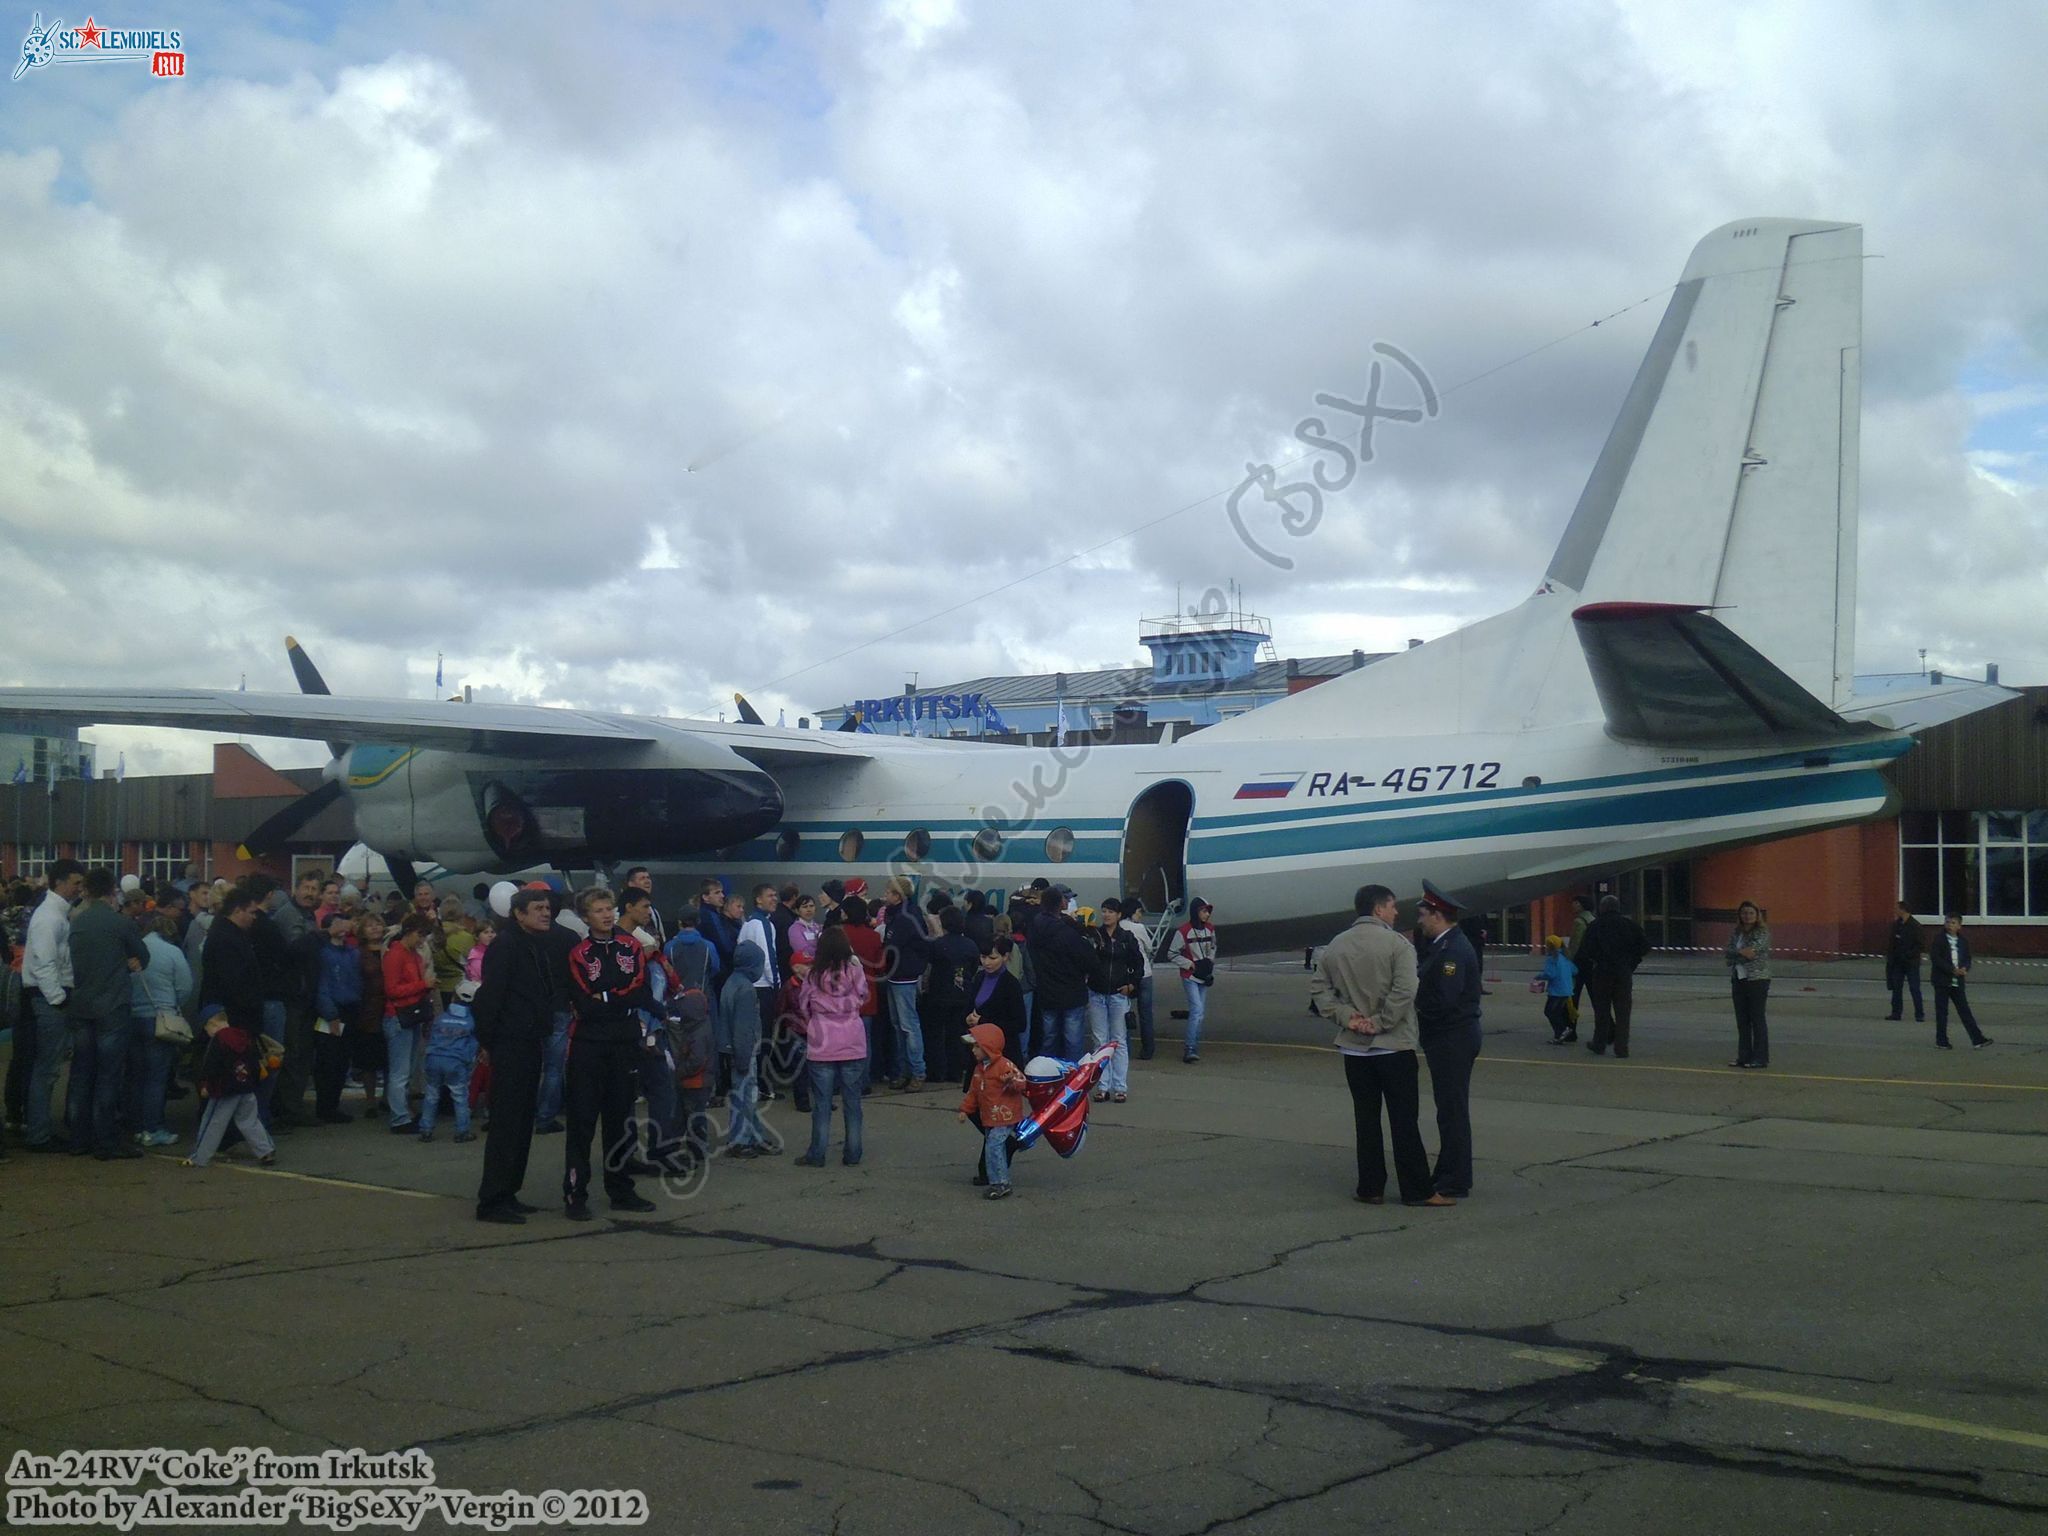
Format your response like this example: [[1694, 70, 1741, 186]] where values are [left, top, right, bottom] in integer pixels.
[[2, 0, 2044, 775]]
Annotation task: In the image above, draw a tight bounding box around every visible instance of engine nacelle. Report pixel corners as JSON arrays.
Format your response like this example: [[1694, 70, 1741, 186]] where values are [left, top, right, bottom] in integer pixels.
[[346, 741, 783, 873]]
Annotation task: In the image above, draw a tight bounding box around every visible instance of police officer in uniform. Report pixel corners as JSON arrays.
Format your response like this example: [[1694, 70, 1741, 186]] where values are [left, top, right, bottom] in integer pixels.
[[1414, 881, 1482, 1200]]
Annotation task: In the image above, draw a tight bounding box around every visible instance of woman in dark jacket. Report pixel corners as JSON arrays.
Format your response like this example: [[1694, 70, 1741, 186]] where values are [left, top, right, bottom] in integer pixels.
[[966, 938, 1029, 1071]]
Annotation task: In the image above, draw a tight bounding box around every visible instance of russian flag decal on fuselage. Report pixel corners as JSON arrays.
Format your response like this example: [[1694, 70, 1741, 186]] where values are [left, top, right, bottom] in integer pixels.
[[1234, 774, 1302, 800]]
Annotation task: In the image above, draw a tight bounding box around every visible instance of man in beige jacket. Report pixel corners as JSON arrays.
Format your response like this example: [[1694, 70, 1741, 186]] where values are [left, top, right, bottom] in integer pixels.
[[1310, 884, 1455, 1208]]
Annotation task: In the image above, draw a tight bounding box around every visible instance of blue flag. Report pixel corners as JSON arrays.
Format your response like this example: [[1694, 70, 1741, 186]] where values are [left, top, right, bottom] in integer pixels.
[[982, 701, 1010, 734], [10, 759, 26, 784], [435, 654, 444, 690]]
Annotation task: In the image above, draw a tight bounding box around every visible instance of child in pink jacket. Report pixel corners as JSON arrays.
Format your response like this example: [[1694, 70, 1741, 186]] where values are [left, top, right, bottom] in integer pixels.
[[794, 927, 870, 1168]]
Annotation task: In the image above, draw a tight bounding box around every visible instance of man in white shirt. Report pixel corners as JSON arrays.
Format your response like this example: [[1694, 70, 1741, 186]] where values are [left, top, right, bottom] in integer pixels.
[[735, 884, 782, 997], [22, 859, 87, 1150]]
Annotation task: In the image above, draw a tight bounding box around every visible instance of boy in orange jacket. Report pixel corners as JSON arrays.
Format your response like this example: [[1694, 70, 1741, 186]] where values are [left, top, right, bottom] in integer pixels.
[[957, 1023, 1027, 1200]]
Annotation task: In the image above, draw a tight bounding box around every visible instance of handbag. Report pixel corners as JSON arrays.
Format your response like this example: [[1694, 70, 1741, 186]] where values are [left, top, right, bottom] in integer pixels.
[[1526, 976, 1548, 995], [154, 1008, 195, 1044]]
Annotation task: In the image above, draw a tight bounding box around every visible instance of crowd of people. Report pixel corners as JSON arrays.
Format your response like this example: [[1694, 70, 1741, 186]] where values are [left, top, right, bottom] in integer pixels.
[[0, 863, 1221, 1218], [4, 862, 1997, 1215], [466, 873, 1221, 1220], [0, 862, 500, 1167]]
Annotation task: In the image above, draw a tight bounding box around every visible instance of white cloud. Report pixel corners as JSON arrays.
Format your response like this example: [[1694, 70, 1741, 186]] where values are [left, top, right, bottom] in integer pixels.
[[1, 0, 2045, 787]]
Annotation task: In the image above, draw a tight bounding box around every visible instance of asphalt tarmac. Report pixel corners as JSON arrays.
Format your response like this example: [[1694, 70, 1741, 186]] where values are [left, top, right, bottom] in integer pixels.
[[1, 955, 2043, 1534]]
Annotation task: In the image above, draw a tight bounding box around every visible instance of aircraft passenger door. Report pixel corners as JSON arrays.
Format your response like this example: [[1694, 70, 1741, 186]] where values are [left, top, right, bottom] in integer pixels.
[[1120, 781, 1194, 917]]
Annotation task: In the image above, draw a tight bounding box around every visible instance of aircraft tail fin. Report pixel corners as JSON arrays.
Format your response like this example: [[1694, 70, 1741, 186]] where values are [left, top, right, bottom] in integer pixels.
[[1200, 218, 1864, 744], [1545, 218, 1862, 709]]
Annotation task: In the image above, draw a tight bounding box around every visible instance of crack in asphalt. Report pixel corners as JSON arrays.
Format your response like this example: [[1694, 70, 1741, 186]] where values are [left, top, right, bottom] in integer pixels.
[[356, 1215, 2043, 1522], [988, 1340, 2048, 1520], [1508, 1116, 1757, 1180]]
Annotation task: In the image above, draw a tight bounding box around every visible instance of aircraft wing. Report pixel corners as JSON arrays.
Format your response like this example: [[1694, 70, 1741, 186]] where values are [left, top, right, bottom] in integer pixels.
[[1572, 604, 1885, 747], [0, 688, 873, 764]]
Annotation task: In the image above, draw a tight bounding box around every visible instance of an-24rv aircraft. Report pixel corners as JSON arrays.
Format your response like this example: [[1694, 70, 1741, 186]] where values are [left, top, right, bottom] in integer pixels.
[[0, 219, 2006, 950]]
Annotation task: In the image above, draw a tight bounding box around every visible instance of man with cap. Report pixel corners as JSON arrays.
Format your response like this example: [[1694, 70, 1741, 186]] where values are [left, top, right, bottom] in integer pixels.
[[1413, 880, 1483, 1200]]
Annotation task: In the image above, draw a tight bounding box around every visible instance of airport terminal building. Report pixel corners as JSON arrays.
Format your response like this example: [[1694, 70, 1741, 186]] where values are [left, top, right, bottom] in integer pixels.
[[1, 620, 2039, 956]]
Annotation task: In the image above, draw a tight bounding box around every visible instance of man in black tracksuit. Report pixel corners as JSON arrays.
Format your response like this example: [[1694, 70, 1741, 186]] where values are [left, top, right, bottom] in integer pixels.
[[474, 890, 562, 1224], [1414, 883, 1483, 1200], [562, 888, 657, 1219]]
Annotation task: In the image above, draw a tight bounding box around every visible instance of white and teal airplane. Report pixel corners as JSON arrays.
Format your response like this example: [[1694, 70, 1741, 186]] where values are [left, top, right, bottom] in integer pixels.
[[0, 219, 2005, 948]]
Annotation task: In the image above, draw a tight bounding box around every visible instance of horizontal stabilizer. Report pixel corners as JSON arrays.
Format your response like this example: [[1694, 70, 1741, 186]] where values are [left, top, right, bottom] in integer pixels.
[[1839, 680, 2015, 734], [1573, 604, 1881, 746]]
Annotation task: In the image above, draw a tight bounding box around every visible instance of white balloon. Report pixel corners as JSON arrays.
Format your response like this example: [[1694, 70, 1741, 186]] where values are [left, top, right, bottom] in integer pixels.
[[488, 880, 519, 918]]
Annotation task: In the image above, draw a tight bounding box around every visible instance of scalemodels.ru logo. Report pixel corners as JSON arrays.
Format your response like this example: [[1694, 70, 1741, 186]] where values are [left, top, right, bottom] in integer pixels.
[[13, 11, 186, 80]]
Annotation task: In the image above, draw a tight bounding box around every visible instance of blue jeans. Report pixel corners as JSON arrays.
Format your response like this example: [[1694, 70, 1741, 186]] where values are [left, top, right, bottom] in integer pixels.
[[983, 1123, 1013, 1186], [536, 1010, 571, 1124], [727, 1055, 768, 1148], [1039, 1003, 1087, 1061], [805, 1059, 865, 1164], [417, 1056, 471, 1134], [886, 982, 926, 1079], [66, 1015, 130, 1154], [1182, 977, 1208, 1055], [127, 1010, 176, 1136], [1135, 975, 1155, 1055], [1087, 993, 1130, 1094], [1021, 989, 1035, 1053], [25, 991, 71, 1145], [383, 1016, 416, 1126]]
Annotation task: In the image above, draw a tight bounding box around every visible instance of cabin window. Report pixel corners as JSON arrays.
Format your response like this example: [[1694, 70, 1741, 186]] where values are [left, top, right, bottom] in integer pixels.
[[972, 826, 1003, 862], [904, 828, 931, 860], [838, 829, 864, 862], [1045, 827, 1075, 863], [775, 829, 802, 861]]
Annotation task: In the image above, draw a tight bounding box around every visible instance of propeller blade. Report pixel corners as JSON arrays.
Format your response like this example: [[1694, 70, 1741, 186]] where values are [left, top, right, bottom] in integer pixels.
[[235, 778, 345, 860], [285, 635, 351, 758], [733, 692, 765, 726], [387, 857, 421, 894], [837, 711, 863, 733], [285, 635, 331, 694]]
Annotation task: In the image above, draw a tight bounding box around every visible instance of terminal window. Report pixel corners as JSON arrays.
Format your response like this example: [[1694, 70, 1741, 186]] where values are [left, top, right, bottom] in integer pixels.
[[1899, 810, 2048, 918], [138, 841, 190, 884]]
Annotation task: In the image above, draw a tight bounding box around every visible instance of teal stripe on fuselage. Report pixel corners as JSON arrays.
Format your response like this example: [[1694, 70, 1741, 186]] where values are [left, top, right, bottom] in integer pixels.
[[1196, 738, 1906, 832], [1193, 765, 1888, 863]]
